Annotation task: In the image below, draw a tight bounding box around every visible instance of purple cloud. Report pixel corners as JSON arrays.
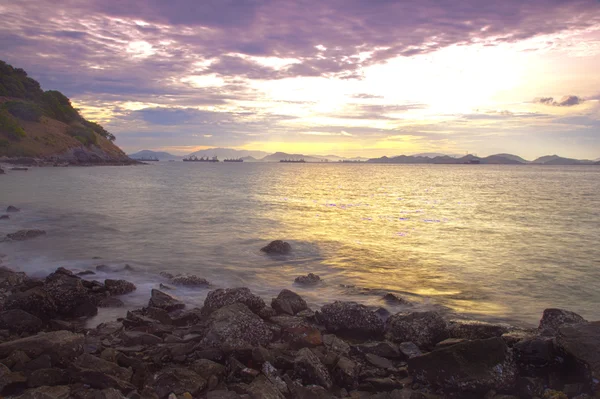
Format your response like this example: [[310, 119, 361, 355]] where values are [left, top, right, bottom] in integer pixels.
[[534, 95, 585, 107]]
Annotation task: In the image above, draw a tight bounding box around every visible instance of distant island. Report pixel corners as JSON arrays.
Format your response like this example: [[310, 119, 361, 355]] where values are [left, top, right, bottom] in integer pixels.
[[130, 149, 599, 166], [0, 60, 132, 165]]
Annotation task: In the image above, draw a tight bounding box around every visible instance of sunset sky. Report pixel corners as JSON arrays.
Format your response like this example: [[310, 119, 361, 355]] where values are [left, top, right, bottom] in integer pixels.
[[1, 0, 600, 159]]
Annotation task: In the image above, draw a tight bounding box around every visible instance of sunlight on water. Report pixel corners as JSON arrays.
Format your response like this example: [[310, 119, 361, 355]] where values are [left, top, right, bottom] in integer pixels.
[[1, 163, 599, 326]]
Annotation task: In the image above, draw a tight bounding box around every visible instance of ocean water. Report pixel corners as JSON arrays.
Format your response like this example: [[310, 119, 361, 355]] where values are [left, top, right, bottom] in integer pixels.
[[1, 162, 599, 327]]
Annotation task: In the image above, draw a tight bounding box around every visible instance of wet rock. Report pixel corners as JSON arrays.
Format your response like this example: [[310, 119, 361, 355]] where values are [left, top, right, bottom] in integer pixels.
[[153, 367, 207, 399], [7, 205, 20, 212], [170, 274, 210, 287], [539, 308, 587, 336], [294, 347, 332, 389], [257, 306, 277, 319], [122, 331, 163, 346], [408, 337, 518, 394], [271, 289, 308, 315], [145, 306, 173, 324], [365, 353, 393, 369], [0, 331, 84, 366], [74, 353, 133, 382], [149, 289, 185, 312], [354, 341, 401, 359], [27, 368, 68, 387], [76, 270, 96, 276], [386, 311, 448, 349], [203, 287, 266, 315], [190, 359, 226, 380], [201, 303, 274, 352], [15, 385, 72, 399], [323, 334, 350, 355], [74, 370, 135, 393], [0, 215, 8, 220], [0, 309, 43, 333], [334, 356, 360, 389], [513, 336, 556, 369], [248, 375, 285, 399], [5, 229, 46, 241], [294, 273, 321, 286], [44, 270, 97, 317], [261, 240, 292, 254], [434, 338, 466, 350], [556, 321, 600, 392], [318, 301, 384, 339], [99, 297, 125, 308], [104, 279, 137, 295], [447, 319, 511, 340], [382, 293, 412, 306]]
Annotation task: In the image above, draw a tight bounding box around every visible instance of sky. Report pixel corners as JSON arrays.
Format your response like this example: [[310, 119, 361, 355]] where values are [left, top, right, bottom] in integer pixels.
[[1, 0, 600, 159]]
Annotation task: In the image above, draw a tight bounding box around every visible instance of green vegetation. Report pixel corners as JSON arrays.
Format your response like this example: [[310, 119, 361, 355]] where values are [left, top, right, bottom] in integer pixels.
[[0, 109, 26, 140], [0, 59, 117, 144]]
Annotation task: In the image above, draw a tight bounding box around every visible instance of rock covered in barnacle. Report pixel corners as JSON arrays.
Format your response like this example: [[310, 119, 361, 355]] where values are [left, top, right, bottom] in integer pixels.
[[538, 308, 587, 336], [203, 287, 266, 315], [271, 289, 308, 315], [5, 229, 46, 241], [260, 240, 291, 254], [148, 289, 185, 311], [317, 301, 384, 339], [385, 311, 448, 349], [104, 279, 137, 295], [170, 274, 210, 287], [294, 273, 321, 285]]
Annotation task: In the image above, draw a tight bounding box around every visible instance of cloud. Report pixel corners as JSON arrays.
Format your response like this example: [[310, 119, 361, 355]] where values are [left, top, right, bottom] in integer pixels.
[[350, 93, 384, 99], [534, 95, 584, 107]]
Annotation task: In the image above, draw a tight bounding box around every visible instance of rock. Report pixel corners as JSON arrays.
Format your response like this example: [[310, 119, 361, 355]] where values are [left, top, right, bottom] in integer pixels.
[[318, 301, 384, 339], [0, 331, 84, 366], [516, 376, 545, 398], [323, 334, 350, 355], [170, 274, 210, 287], [382, 293, 412, 306], [15, 385, 72, 399], [513, 336, 556, 369], [294, 273, 321, 286], [121, 331, 163, 346], [27, 368, 68, 387], [201, 303, 274, 352], [203, 287, 266, 315], [447, 319, 511, 340], [365, 353, 393, 369], [0, 309, 43, 333], [262, 361, 288, 395], [386, 311, 448, 349], [354, 341, 402, 359], [44, 270, 97, 317], [74, 369, 135, 393], [104, 279, 137, 295], [294, 347, 332, 389], [261, 240, 291, 254], [206, 392, 241, 399], [153, 367, 207, 399], [76, 270, 96, 276], [5, 229, 46, 241], [99, 297, 125, 308], [408, 337, 518, 394], [271, 289, 308, 315], [248, 375, 285, 399], [539, 308, 587, 336], [149, 289, 185, 312], [334, 356, 360, 389], [190, 359, 226, 380], [7, 205, 20, 212], [556, 321, 600, 392], [74, 353, 133, 382], [0, 215, 8, 220]]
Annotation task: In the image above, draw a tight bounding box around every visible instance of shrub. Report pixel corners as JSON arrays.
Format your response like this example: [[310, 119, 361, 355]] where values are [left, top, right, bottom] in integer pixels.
[[82, 119, 116, 141], [67, 125, 98, 146], [0, 109, 26, 140], [0, 138, 9, 147], [41, 90, 80, 123], [2, 101, 44, 122]]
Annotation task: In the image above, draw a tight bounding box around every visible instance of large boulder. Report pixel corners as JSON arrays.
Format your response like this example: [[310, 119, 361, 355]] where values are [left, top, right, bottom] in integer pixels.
[[148, 289, 185, 312], [6, 205, 20, 212], [203, 287, 266, 315], [152, 367, 207, 399], [4, 287, 58, 320], [294, 347, 333, 389], [556, 321, 600, 392], [386, 311, 448, 349], [539, 308, 587, 336], [294, 273, 321, 286], [74, 353, 133, 382], [261, 240, 291, 254], [0, 331, 84, 366], [201, 303, 274, 352], [271, 289, 308, 315], [44, 271, 97, 317], [14, 386, 71, 399], [5, 229, 46, 241], [0, 266, 29, 289], [408, 337, 518, 394], [447, 319, 511, 340], [104, 279, 136, 295], [318, 301, 384, 339], [0, 309, 43, 333]]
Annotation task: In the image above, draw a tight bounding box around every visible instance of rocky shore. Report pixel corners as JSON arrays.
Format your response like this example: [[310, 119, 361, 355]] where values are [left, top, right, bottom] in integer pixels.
[[0, 258, 598, 399]]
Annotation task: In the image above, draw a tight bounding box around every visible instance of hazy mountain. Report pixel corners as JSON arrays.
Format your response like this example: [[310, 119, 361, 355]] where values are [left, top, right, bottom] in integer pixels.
[[368, 153, 528, 164], [260, 152, 327, 162], [312, 154, 369, 162], [412, 152, 460, 158], [188, 148, 269, 159], [491, 153, 530, 163], [532, 155, 594, 165], [595, 157, 600, 162], [240, 156, 259, 162], [129, 150, 181, 160]]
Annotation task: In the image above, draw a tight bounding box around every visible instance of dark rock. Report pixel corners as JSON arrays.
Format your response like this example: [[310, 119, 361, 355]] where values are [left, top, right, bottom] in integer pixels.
[[539, 308, 587, 336], [44, 270, 97, 317], [334, 356, 360, 389], [76, 270, 96, 276], [447, 319, 511, 340], [2, 350, 31, 370], [0, 215, 8, 220], [99, 297, 125, 308], [434, 338, 466, 350], [153, 367, 207, 399], [360, 377, 405, 392], [408, 337, 518, 394], [323, 334, 350, 355], [513, 336, 556, 368], [104, 279, 137, 295], [271, 289, 308, 315], [190, 358, 226, 380], [201, 303, 274, 352], [148, 289, 185, 312], [170, 274, 210, 287], [74, 370, 135, 393], [386, 311, 448, 349], [159, 283, 175, 290], [4, 286, 57, 319], [294, 347, 332, 389], [354, 341, 401, 359], [15, 385, 72, 398], [159, 272, 174, 279], [382, 293, 412, 306], [556, 321, 600, 392], [0, 331, 84, 366], [7, 205, 20, 212], [5, 229, 46, 241], [272, 315, 322, 348], [0, 309, 43, 333], [365, 353, 393, 369], [262, 361, 288, 395], [74, 353, 133, 382], [121, 331, 162, 346], [294, 273, 321, 286], [261, 240, 291, 254], [516, 376, 545, 398], [27, 368, 68, 387], [145, 306, 173, 324], [248, 375, 285, 399], [318, 301, 384, 339], [207, 391, 242, 399], [257, 306, 277, 319], [203, 287, 266, 315]]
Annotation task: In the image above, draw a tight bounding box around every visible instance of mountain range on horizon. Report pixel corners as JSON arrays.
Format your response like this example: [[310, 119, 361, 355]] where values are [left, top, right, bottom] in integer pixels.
[[129, 149, 600, 165]]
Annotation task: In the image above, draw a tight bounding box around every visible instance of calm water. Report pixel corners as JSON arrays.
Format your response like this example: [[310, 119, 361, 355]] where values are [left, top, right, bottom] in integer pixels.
[[1, 163, 599, 327]]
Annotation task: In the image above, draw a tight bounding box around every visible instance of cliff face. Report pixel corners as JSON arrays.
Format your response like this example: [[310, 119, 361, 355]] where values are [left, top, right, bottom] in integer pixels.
[[0, 60, 133, 164]]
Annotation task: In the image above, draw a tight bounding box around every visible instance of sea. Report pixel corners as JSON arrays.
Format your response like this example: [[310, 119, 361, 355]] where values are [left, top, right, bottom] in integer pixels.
[[1, 162, 599, 327]]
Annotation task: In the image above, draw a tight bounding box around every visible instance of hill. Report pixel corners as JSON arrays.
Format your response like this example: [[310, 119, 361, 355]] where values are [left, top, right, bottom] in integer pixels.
[[532, 155, 594, 165], [259, 152, 328, 162], [368, 153, 527, 164], [0, 60, 131, 164], [129, 150, 181, 160], [187, 148, 269, 160]]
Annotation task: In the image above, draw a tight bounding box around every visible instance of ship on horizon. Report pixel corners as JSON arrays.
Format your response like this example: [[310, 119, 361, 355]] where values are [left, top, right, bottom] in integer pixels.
[[183, 155, 219, 162], [224, 158, 243, 162], [280, 158, 305, 163]]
